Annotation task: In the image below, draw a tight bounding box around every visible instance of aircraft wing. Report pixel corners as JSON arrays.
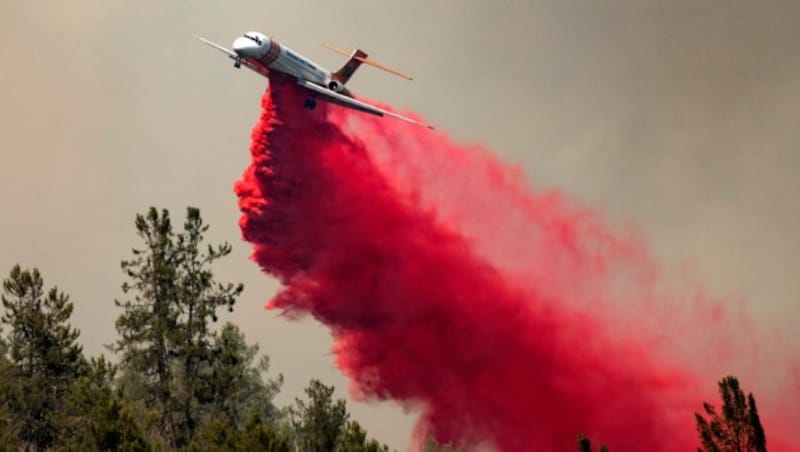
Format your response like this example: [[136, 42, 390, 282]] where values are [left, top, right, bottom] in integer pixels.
[[196, 36, 237, 59], [196, 36, 271, 78], [297, 80, 434, 130]]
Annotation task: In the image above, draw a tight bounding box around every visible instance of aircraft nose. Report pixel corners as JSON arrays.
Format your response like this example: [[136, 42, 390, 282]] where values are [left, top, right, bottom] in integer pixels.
[[232, 36, 262, 58]]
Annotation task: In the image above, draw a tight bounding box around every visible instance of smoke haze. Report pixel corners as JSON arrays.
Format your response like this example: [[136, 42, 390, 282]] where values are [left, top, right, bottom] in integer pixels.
[[1, 1, 799, 449]]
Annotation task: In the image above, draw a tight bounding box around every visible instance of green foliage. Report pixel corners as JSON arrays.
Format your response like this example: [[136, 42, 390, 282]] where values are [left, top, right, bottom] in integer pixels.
[[188, 414, 290, 452], [289, 379, 350, 452], [0, 208, 396, 451], [337, 420, 390, 452], [238, 414, 292, 452], [0, 265, 84, 450], [198, 322, 283, 427], [112, 208, 182, 444], [65, 356, 149, 451], [0, 354, 16, 451], [112, 207, 245, 447], [695, 376, 767, 452], [1, 266, 84, 380]]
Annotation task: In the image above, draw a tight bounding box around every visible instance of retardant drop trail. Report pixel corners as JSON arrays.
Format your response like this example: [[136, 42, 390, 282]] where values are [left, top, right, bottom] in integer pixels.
[[234, 76, 794, 451]]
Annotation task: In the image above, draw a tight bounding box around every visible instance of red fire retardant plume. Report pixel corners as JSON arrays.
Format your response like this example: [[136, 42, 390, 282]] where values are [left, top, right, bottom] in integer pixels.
[[234, 77, 790, 451]]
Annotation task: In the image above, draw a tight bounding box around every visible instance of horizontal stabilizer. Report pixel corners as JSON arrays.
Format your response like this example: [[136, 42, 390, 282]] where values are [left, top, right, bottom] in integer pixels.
[[323, 43, 413, 80]]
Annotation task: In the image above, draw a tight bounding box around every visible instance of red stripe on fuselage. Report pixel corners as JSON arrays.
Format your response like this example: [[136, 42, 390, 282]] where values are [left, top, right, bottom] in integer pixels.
[[259, 40, 282, 67]]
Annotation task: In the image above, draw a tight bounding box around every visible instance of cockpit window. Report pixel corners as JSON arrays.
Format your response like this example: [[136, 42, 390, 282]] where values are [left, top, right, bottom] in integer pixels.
[[243, 34, 263, 45]]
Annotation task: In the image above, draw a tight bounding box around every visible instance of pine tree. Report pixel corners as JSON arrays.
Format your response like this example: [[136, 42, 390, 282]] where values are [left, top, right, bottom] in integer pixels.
[[289, 379, 350, 452], [188, 413, 290, 452], [199, 322, 282, 428], [113, 208, 182, 446], [695, 376, 767, 452], [0, 265, 84, 450], [0, 326, 12, 449], [172, 208, 243, 433], [65, 356, 149, 451], [112, 207, 244, 447], [337, 420, 390, 452], [238, 414, 291, 452]]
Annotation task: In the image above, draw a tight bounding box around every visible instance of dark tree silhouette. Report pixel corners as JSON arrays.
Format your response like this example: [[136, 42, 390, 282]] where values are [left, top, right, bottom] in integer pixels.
[[577, 433, 609, 452], [695, 376, 766, 452]]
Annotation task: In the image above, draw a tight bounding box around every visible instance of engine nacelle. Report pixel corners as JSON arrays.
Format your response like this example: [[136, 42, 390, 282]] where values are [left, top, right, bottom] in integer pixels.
[[327, 79, 345, 93]]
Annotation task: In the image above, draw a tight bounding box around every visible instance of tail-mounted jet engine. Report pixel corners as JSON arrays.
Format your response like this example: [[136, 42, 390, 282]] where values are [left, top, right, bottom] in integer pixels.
[[327, 79, 345, 93]]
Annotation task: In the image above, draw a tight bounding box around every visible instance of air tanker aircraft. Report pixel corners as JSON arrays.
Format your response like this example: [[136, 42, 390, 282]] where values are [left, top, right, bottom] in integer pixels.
[[197, 32, 434, 129]]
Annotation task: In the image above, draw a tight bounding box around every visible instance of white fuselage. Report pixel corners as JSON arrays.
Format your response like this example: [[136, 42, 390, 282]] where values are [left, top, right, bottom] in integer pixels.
[[197, 32, 435, 129], [232, 32, 331, 86]]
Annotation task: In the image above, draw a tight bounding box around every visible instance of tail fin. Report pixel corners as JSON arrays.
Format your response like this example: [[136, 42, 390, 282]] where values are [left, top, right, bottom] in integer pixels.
[[324, 43, 413, 83], [332, 47, 369, 84]]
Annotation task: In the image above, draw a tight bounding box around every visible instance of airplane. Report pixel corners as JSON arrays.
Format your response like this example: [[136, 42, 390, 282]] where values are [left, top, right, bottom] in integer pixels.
[[197, 32, 434, 129]]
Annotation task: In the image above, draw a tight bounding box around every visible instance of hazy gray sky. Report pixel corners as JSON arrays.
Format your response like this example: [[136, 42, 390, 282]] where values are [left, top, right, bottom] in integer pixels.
[[1, 1, 798, 449]]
